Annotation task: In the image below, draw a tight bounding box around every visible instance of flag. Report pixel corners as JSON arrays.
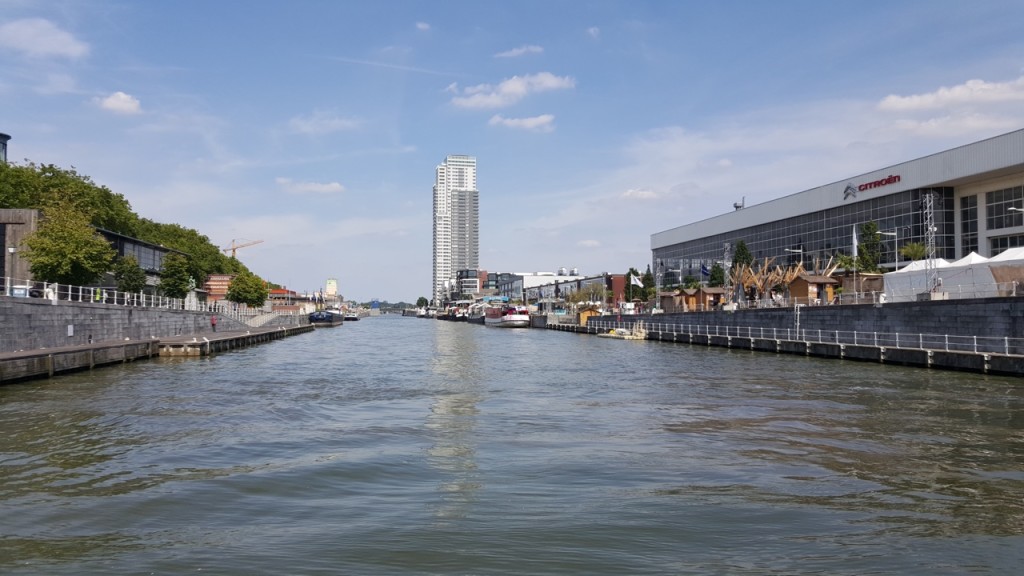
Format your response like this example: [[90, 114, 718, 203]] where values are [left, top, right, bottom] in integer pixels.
[[700, 263, 710, 276], [852, 225, 858, 259], [630, 274, 643, 288]]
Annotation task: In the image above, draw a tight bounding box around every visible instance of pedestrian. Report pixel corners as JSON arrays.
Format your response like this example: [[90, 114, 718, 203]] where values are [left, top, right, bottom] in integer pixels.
[[211, 315, 218, 332]]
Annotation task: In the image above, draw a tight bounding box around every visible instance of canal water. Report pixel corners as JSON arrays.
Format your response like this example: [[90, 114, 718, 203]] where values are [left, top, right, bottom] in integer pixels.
[[2, 316, 1023, 575]]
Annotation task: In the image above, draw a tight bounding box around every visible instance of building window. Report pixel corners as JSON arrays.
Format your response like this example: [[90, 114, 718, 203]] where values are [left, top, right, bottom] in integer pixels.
[[990, 234, 1024, 256], [960, 195, 977, 255], [984, 185, 1024, 231]]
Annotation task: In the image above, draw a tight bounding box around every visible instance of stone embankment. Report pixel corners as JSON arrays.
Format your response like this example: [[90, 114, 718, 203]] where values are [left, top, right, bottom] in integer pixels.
[[0, 297, 312, 384], [544, 296, 1024, 376]]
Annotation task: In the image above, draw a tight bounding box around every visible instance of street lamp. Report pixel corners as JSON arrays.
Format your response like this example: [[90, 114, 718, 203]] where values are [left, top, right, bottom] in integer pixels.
[[5, 247, 15, 296], [784, 248, 803, 263]]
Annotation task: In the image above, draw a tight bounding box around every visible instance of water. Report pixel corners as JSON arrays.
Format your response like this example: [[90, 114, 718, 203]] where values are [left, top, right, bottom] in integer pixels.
[[2, 316, 1023, 575]]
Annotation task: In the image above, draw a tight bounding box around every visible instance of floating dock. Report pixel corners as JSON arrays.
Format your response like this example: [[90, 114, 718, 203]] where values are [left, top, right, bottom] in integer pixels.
[[0, 325, 315, 384], [157, 326, 314, 357]]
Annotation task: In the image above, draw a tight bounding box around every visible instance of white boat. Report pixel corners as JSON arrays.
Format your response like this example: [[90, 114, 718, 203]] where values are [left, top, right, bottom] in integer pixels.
[[484, 304, 530, 328]]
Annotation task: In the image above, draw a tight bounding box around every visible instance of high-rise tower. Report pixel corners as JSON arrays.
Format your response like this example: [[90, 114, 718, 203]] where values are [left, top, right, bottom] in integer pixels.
[[432, 155, 479, 305]]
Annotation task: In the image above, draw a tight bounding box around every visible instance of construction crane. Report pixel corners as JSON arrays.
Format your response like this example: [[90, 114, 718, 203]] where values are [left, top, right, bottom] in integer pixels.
[[222, 238, 264, 258]]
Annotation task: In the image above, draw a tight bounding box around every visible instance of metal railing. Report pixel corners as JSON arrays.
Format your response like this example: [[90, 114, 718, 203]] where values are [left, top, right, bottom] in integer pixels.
[[2, 275, 266, 324], [656, 280, 1022, 313], [587, 319, 1024, 356]]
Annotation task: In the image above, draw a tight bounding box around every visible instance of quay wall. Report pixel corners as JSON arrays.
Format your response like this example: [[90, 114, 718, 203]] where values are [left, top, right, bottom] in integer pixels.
[[0, 297, 249, 353], [632, 297, 1024, 340]]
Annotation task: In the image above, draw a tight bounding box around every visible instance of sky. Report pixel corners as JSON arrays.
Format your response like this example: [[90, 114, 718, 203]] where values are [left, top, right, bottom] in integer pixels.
[[3, 1, 1024, 303]]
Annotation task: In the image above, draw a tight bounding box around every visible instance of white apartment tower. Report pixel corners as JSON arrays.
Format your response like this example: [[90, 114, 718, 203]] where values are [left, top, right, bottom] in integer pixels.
[[432, 155, 479, 304]]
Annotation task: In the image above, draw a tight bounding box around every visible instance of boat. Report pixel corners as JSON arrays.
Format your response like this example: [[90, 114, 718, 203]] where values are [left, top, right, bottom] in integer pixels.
[[484, 304, 530, 328], [596, 321, 648, 340], [344, 312, 360, 321], [309, 310, 343, 327], [466, 302, 486, 324]]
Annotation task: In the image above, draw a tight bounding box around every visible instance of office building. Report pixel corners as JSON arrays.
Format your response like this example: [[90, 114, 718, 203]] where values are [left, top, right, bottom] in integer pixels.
[[651, 129, 1024, 282], [432, 155, 479, 304]]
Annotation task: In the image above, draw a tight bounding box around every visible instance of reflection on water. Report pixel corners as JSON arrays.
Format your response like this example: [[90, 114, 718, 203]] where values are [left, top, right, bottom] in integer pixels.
[[427, 322, 483, 521], [1, 317, 1023, 574]]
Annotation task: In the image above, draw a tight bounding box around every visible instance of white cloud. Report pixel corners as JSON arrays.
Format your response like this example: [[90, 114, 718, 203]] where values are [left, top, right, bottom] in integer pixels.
[[495, 45, 543, 58], [416, 22, 430, 31], [95, 91, 142, 114], [587, 27, 600, 39], [577, 239, 601, 248], [275, 177, 346, 194], [878, 77, 1024, 111], [0, 18, 89, 59], [488, 113, 555, 132], [622, 188, 657, 199], [35, 73, 78, 95], [288, 110, 360, 134], [450, 72, 575, 109]]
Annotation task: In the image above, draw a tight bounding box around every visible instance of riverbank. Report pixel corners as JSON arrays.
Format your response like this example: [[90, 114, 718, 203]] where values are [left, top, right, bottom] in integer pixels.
[[0, 325, 315, 384]]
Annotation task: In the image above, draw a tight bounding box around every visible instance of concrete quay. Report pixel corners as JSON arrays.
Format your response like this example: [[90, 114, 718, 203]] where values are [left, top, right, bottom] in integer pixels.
[[0, 325, 314, 385], [546, 321, 1024, 376], [0, 339, 161, 384]]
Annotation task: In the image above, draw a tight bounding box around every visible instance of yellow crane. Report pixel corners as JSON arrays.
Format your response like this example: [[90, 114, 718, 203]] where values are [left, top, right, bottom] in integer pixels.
[[222, 238, 264, 258]]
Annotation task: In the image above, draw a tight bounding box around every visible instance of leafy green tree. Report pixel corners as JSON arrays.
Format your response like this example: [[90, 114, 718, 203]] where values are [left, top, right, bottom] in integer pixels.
[[682, 275, 701, 289], [159, 253, 194, 298], [856, 221, 883, 273], [113, 255, 147, 293], [709, 263, 725, 287], [900, 242, 927, 261], [733, 240, 753, 269], [226, 270, 268, 308], [416, 296, 429, 307], [20, 203, 116, 285], [0, 161, 139, 236], [835, 253, 856, 271]]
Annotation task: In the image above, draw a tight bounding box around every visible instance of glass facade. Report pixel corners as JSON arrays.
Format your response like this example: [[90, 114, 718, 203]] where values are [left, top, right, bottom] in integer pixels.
[[653, 188, 955, 277], [960, 195, 978, 255]]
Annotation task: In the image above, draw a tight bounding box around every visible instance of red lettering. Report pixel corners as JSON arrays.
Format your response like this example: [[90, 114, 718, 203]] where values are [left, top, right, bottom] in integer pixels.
[[857, 174, 900, 192]]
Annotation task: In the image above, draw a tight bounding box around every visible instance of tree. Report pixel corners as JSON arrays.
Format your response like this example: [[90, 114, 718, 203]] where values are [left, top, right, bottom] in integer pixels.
[[856, 221, 883, 273], [416, 296, 429, 307], [159, 253, 194, 298], [20, 203, 116, 285], [733, 240, 753, 270], [226, 270, 268, 308], [113, 255, 147, 293], [900, 242, 927, 261], [708, 263, 725, 287], [682, 275, 701, 290], [0, 161, 139, 236], [626, 266, 643, 300]]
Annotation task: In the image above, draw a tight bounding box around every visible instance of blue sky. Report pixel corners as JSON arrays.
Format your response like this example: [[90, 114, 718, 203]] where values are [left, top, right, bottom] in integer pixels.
[[3, 1, 1024, 303]]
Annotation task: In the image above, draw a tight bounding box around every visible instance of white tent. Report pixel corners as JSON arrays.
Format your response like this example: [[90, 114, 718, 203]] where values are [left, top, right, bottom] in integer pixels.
[[989, 247, 1024, 261], [884, 251, 1024, 302], [950, 251, 989, 266], [883, 258, 951, 301]]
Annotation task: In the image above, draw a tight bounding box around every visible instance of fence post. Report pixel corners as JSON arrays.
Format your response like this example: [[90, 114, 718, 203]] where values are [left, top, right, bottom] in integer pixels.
[[1005, 337, 1009, 356], [974, 336, 978, 354]]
